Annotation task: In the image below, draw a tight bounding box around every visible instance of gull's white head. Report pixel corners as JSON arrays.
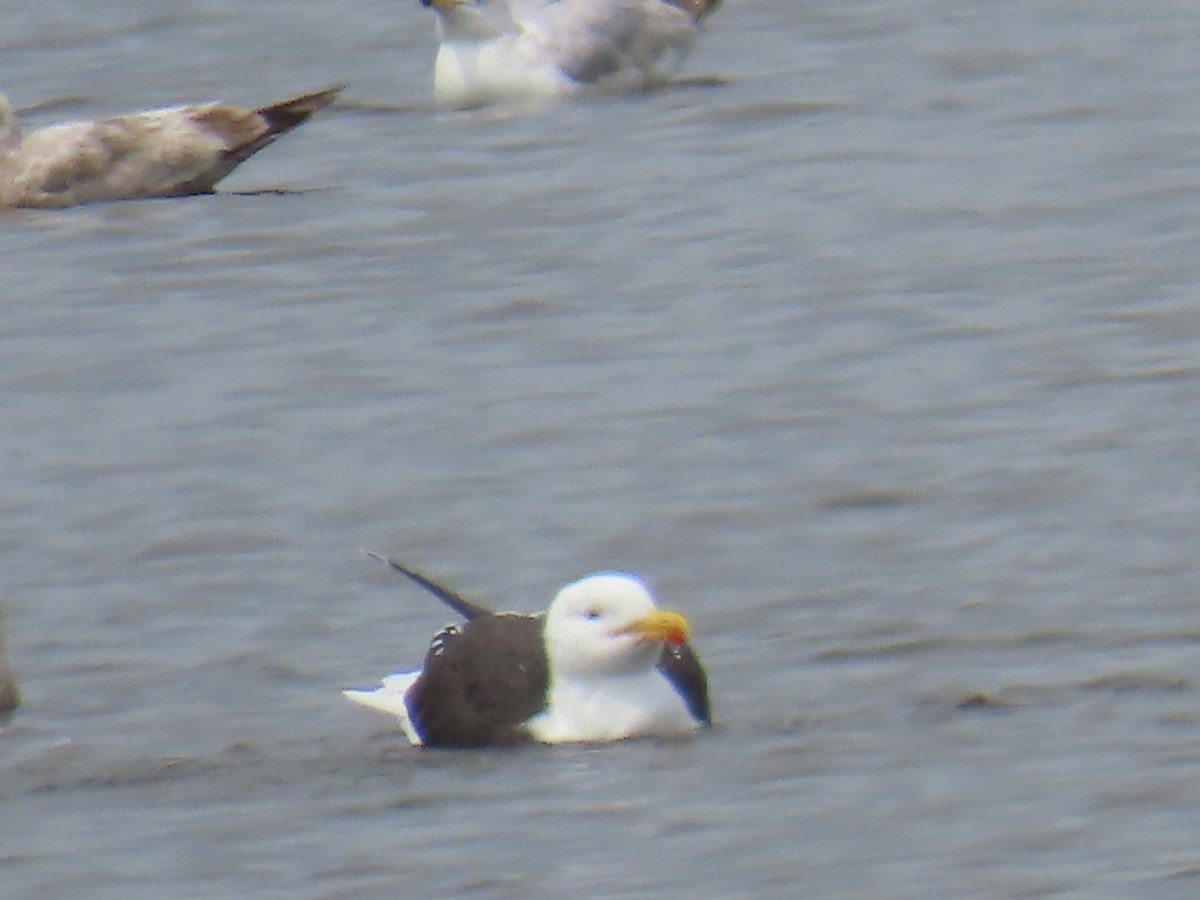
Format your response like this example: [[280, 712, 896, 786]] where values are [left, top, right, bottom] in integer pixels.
[[0, 94, 21, 151], [543, 574, 690, 679], [419, 0, 514, 39]]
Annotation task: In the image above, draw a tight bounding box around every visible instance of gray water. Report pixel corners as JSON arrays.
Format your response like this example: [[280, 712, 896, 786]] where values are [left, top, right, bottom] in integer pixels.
[[3, 0, 1200, 896]]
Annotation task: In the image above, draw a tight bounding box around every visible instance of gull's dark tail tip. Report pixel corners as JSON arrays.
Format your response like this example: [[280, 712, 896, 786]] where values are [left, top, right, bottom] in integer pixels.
[[257, 84, 346, 137]]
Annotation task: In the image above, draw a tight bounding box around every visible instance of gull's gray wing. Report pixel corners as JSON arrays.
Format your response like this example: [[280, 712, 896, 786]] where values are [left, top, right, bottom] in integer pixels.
[[513, 0, 701, 85]]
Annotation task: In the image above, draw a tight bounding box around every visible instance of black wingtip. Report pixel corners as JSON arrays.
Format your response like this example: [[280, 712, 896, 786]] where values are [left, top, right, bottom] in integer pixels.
[[658, 642, 712, 725], [362, 550, 493, 620], [256, 83, 346, 136], [666, 0, 721, 21]]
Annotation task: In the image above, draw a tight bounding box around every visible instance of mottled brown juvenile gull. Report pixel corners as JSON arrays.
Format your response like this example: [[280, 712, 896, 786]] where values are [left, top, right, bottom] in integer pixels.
[[416, 0, 722, 108], [343, 553, 711, 747], [0, 84, 344, 208]]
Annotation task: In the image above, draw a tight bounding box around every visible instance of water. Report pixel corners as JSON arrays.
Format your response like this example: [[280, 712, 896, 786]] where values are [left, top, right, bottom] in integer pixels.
[[3, 0, 1200, 896]]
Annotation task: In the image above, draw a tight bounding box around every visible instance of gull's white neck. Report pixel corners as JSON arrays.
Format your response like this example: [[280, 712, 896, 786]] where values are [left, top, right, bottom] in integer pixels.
[[435, 4, 515, 41]]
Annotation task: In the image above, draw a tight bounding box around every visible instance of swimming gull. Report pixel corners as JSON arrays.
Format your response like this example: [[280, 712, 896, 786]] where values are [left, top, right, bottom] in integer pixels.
[[416, 0, 722, 108], [344, 553, 711, 747], [0, 84, 344, 208]]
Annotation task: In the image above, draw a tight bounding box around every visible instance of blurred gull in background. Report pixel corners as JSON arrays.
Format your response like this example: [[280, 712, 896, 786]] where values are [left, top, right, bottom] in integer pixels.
[[416, 0, 721, 108]]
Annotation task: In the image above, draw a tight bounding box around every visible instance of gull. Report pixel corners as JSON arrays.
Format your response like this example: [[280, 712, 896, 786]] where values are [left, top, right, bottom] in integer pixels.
[[344, 553, 711, 747], [417, 0, 722, 108], [0, 84, 344, 208]]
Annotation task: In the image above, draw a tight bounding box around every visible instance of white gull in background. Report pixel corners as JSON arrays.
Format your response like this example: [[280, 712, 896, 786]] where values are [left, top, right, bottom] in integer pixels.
[[0, 85, 343, 208], [344, 553, 711, 747], [417, 0, 722, 108]]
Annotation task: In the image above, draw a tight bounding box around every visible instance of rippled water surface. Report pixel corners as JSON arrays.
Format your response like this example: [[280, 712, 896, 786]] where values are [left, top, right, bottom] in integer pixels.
[[4, 1, 1200, 897]]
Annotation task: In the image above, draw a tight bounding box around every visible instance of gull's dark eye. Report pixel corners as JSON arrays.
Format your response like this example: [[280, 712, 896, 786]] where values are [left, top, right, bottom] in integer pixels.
[[583, 607, 602, 620]]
